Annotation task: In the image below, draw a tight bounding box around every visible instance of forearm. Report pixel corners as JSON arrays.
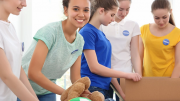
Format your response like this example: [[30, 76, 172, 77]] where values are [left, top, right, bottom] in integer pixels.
[[171, 63, 180, 78], [2, 74, 38, 101], [131, 54, 142, 76], [20, 67, 37, 98], [91, 64, 128, 78], [29, 72, 65, 95], [71, 74, 81, 84], [111, 78, 125, 98]]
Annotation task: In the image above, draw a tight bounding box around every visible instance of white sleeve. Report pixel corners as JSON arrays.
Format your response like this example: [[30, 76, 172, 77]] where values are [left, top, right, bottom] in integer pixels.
[[132, 22, 141, 37], [0, 32, 4, 49]]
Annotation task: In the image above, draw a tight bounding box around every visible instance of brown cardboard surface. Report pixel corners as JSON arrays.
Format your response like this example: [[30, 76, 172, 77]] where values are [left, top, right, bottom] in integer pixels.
[[124, 77, 180, 101]]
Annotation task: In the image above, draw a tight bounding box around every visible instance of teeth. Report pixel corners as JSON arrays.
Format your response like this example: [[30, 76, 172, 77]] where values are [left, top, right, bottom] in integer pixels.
[[77, 20, 83, 22]]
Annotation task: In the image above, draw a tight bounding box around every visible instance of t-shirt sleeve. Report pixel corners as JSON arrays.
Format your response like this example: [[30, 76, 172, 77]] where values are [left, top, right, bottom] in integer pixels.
[[132, 22, 141, 37], [80, 31, 96, 50], [176, 29, 180, 44], [0, 32, 4, 50], [33, 25, 55, 50]]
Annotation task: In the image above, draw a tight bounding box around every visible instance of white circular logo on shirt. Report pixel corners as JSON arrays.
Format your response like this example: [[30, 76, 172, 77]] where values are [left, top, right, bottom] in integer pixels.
[[123, 30, 130, 36], [163, 39, 170, 45]]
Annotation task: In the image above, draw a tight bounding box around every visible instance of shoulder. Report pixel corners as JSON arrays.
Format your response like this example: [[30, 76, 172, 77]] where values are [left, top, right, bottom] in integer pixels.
[[124, 19, 139, 27], [140, 24, 149, 30], [36, 21, 62, 37], [40, 21, 62, 31], [79, 24, 96, 36], [173, 27, 180, 35]]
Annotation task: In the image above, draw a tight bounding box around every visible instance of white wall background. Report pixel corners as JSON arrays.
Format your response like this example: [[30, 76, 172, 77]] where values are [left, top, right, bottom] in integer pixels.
[[9, 0, 180, 101]]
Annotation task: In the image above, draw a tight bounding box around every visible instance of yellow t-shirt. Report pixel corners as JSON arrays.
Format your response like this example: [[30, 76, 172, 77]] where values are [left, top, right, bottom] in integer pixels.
[[141, 24, 180, 77]]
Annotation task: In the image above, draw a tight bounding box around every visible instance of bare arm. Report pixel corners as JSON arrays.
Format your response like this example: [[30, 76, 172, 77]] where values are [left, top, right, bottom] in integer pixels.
[[28, 40, 65, 95], [20, 67, 38, 99], [131, 35, 142, 76], [84, 49, 141, 81], [111, 78, 125, 100], [0, 49, 38, 101], [139, 36, 144, 74], [171, 42, 180, 78], [70, 55, 82, 84]]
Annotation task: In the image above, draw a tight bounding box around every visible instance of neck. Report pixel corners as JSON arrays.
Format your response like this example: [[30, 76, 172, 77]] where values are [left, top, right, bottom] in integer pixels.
[[89, 15, 101, 29], [0, 6, 10, 22], [62, 19, 77, 36], [115, 16, 123, 23]]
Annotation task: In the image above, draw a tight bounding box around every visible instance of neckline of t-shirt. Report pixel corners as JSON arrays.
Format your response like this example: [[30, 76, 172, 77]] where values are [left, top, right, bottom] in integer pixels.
[[87, 23, 103, 33], [148, 23, 177, 38], [0, 20, 11, 26], [60, 21, 78, 46]]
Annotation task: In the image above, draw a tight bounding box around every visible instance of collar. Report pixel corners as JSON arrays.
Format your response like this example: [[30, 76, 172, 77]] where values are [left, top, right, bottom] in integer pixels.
[[110, 18, 126, 26]]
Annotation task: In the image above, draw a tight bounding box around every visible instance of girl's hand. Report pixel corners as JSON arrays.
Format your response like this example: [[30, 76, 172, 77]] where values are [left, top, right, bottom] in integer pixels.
[[126, 73, 142, 81]]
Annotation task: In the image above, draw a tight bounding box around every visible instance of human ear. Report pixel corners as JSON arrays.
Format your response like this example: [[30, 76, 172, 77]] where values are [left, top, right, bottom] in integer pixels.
[[98, 7, 105, 15], [64, 6, 68, 16]]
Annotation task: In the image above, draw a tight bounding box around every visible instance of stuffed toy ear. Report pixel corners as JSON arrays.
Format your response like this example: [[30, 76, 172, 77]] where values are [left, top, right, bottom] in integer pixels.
[[88, 91, 105, 101]]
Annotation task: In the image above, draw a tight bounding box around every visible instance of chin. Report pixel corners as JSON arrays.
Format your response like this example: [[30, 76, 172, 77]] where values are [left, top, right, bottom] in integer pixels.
[[75, 24, 85, 28], [12, 12, 20, 15], [158, 25, 165, 29]]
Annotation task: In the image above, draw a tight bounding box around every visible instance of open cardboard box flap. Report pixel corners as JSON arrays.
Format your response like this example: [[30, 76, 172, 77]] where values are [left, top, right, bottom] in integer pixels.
[[120, 77, 180, 101]]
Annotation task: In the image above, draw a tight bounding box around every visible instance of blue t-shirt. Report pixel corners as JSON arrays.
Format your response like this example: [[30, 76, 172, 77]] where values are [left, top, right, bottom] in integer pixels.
[[79, 23, 112, 90]]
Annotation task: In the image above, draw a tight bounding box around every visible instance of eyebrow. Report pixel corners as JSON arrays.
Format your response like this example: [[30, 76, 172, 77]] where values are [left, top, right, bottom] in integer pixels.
[[119, 7, 130, 9], [73, 6, 90, 9], [155, 15, 167, 18]]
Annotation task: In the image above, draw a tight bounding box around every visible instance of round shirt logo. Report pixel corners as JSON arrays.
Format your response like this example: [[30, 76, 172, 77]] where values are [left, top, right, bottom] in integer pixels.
[[163, 39, 170, 45], [123, 30, 130, 36]]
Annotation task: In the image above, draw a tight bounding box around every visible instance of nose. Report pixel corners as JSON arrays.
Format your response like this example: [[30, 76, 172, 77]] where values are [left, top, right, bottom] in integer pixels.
[[21, 0, 27, 7], [112, 17, 115, 22], [159, 19, 163, 24], [78, 10, 84, 17], [122, 10, 127, 16]]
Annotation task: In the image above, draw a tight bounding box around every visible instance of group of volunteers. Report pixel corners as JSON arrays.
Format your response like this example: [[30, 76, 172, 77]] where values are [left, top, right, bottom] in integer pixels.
[[0, 0, 180, 101]]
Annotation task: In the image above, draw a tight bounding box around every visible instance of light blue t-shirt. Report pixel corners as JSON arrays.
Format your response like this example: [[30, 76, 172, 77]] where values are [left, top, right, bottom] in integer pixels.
[[79, 23, 112, 90], [22, 21, 84, 95]]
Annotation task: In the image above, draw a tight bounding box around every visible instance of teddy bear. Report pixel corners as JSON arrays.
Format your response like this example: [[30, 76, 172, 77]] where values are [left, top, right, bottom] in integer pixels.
[[61, 77, 105, 101]]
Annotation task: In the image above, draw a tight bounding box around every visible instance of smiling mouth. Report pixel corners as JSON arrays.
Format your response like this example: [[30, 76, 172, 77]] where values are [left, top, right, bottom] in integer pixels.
[[17, 7, 22, 11], [76, 19, 84, 23]]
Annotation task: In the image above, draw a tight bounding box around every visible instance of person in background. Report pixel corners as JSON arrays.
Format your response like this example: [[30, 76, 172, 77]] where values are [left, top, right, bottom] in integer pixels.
[[100, 0, 142, 100], [79, 0, 141, 100], [0, 0, 39, 101], [139, 0, 180, 78], [18, 0, 91, 101]]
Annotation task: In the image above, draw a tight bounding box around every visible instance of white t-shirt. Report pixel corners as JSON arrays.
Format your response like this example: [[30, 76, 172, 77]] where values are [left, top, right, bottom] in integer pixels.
[[100, 19, 141, 73], [0, 20, 22, 101]]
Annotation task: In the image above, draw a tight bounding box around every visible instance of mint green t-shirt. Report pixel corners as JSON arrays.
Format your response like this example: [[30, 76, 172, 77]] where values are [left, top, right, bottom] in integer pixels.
[[22, 21, 84, 95]]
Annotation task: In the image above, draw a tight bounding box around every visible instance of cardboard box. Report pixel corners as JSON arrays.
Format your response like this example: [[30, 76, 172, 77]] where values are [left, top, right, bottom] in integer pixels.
[[120, 77, 180, 101]]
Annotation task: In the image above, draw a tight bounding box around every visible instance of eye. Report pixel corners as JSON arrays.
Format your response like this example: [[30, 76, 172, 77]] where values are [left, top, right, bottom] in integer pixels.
[[155, 18, 159, 19], [111, 14, 115, 17], [73, 8, 79, 11], [84, 9, 89, 12], [163, 17, 167, 19], [119, 9, 123, 11]]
